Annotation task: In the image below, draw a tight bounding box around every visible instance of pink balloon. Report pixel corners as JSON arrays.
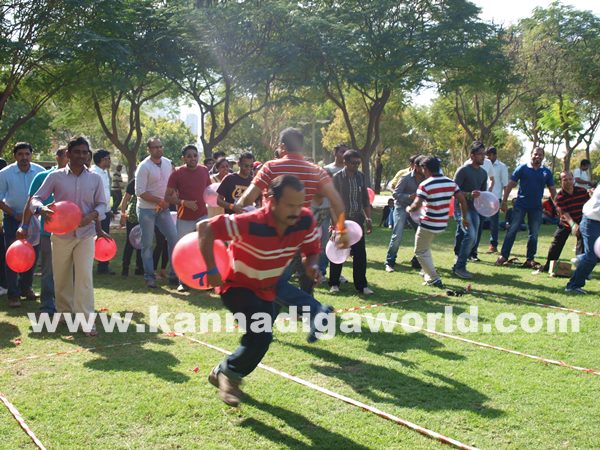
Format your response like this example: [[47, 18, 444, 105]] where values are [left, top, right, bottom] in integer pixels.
[[326, 240, 350, 264], [344, 220, 363, 246], [129, 224, 142, 250], [172, 232, 231, 290], [203, 183, 220, 208], [474, 191, 500, 217], [367, 187, 375, 204], [594, 236, 600, 259], [6, 239, 36, 273], [410, 206, 426, 224], [45, 201, 82, 235], [94, 237, 117, 262]]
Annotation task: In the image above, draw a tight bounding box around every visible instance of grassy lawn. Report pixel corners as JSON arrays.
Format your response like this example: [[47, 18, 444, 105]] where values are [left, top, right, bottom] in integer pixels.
[[1, 213, 599, 449]]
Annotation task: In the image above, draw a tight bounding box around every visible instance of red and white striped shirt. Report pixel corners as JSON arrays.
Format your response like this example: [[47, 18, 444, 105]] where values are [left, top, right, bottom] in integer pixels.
[[416, 176, 459, 233], [252, 153, 332, 207], [210, 205, 320, 301]]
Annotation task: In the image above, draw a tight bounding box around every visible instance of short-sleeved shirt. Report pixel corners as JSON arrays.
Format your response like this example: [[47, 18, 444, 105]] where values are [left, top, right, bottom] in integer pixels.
[[0, 162, 45, 215], [29, 168, 56, 237], [210, 206, 320, 301], [417, 176, 460, 233], [511, 164, 554, 209], [252, 153, 331, 208], [573, 168, 591, 189], [555, 186, 589, 228], [454, 164, 488, 208], [217, 173, 252, 214], [582, 186, 600, 222], [167, 165, 210, 220], [135, 156, 172, 209], [324, 162, 344, 177]]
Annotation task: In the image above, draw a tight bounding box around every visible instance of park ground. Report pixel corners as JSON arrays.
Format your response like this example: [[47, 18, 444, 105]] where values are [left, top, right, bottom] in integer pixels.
[[1, 207, 599, 449]]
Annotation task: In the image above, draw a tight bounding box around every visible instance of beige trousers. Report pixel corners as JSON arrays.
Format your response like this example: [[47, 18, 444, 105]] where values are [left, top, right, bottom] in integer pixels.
[[414, 226, 441, 282], [51, 234, 95, 316]]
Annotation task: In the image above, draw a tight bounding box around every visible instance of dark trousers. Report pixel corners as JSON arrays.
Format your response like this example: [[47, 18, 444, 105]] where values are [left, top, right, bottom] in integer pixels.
[[0, 230, 6, 287], [122, 221, 142, 274], [110, 190, 122, 214], [97, 215, 112, 272], [543, 225, 584, 272], [3, 215, 39, 298], [153, 227, 169, 270], [454, 212, 484, 258], [220, 287, 274, 379], [329, 234, 367, 291]]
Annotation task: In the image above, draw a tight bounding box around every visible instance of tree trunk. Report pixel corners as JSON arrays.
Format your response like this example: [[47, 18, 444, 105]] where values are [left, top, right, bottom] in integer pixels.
[[373, 152, 383, 194]]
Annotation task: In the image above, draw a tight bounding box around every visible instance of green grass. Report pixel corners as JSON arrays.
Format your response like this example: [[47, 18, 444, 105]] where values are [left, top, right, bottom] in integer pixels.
[[1, 213, 599, 449]]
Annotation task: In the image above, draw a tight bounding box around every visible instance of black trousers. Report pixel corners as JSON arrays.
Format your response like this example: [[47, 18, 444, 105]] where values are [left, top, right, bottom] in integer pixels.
[[220, 287, 275, 379], [329, 234, 367, 291], [543, 225, 584, 272], [97, 215, 112, 272], [122, 221, 142, 274]]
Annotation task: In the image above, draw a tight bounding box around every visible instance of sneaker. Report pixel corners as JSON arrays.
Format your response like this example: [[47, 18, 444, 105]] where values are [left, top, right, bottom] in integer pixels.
[[217, 372, 243, 407], [570, 257, 579, 267], [339, 275, 348, 284], [20, 289, 38, 301], [146, 279, 157, 289], [208, 366, 220, 388], [468, 256, 481, 262], [177, 284, 189, 293], [423, 278, 444, 288], [488, 245, 498, 254], [361, 287, 374, 295], [385, 264, 394, 273], [565, 287, 587, 295], [329, 285, 340, 294], [307, 305, 335, 343], [452, 268, 474, 279]]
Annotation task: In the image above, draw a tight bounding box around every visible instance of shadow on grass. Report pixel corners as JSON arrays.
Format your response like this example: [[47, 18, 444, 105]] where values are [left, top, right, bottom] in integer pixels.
[[0, 320, 20, 349], [285, 341, 503, 418], [240, 395, 371, 449]]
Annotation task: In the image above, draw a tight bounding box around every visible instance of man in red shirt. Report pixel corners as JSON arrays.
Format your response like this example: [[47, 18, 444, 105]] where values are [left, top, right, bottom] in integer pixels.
[[165, 145, 211, 291], [197, 175, 325, 406]]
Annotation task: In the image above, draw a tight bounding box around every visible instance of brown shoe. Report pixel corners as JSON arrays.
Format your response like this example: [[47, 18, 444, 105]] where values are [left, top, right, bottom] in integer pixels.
[[8, 297, 21, 308], [208, 366, 219, 388], [488, 245, 498, 254], [522, 260, 542, 270], [495, 256, 507, 266], [20, 289, 38, 301], [217, 372, 243, 407], [84, 324, 97, 337]]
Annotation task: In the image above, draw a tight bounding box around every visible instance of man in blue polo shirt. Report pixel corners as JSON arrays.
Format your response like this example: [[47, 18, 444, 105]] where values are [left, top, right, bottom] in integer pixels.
[[496, 147, 557, 268]]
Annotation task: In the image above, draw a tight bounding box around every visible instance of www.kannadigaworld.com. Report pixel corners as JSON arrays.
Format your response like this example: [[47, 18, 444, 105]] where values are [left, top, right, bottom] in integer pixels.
[[28, 306, 580, 337]]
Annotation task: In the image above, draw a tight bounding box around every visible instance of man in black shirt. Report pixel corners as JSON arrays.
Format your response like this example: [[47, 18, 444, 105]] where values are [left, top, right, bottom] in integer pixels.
[[217, 152, 255, 214]]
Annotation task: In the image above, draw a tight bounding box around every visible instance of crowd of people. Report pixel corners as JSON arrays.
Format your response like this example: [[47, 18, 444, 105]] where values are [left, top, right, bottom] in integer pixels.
[[0, 129, 598, 405]]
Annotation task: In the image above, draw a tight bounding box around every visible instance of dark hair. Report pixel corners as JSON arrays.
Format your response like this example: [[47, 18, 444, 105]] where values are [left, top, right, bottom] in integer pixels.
[[239, 152, 254, 162], [334, 143, 348, 152], [115, 164, 122, 171], [581, 159, 591, 167], [343, 149, 361, 162], [55, 147, 67, 157], [93, 149, 110, 165], [0, 158, 7, 170], [279, 127, 304, 153], [486, 146, 497, 154], [214, 156, 228, 169], [181, 144, 198, 156], [67, 136, 90, 152], [203, 158, 214, 166], [212, 151, 226, 159], [13, 142, 33, 155], [470, 141, 485, 154], [146, 136, 160, 147], [420, 156, 441, 175], [409, 154, 421, 164], [268, 175, 304, 201]]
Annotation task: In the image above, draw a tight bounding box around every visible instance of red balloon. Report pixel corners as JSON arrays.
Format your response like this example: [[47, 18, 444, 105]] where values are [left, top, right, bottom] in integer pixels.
[[45, 201, 82, 235], [448, 196, 455, 217], [367, 187, 375, 204], [172, 232, 231, 290], [6, 239, 36, 273], [94, 237, 117, 262]]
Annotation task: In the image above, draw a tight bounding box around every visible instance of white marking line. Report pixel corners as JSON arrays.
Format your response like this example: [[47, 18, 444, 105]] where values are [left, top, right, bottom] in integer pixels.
[[175, 333, 479, 450], [0, 392, 47, 450], [357, 315, 600, 376]]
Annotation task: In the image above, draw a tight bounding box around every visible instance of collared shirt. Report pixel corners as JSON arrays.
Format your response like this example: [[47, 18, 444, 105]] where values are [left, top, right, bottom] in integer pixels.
[[393, 170, 419, 207], [573, 168, 591, 189], [210, 205, 320, 301], [29, 167, 56, 237], [488, 158, 509, 199], [135, 156, 173, 209], [253, 153, 331, 208], [31, 165, 107, 239], [555, 186, 589, 228], [90, 165, 111, 213], [324, 162, 344, 177], [511, 163, 554, 209], [332, 168, 369, 223], [0, 162, 45, 214]]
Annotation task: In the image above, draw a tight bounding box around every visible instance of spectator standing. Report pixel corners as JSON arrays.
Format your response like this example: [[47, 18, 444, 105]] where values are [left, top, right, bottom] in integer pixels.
[[91, 149, 114, 275], [573, 159, 595, 189], [111, 164, 124, 214], [485, 147, 509, 253]]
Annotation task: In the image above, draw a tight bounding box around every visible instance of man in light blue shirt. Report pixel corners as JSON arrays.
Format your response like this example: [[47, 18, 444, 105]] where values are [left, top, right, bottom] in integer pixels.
[[0, 142, 45, 307]]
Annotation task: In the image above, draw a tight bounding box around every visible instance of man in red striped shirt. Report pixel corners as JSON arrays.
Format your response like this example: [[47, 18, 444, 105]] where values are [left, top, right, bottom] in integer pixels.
[[197, 175, 324, 406], [537, 171, 590, 273]]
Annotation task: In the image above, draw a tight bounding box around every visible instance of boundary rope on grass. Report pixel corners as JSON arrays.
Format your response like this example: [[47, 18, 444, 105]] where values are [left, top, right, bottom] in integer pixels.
[[0, 392, 46, 450]]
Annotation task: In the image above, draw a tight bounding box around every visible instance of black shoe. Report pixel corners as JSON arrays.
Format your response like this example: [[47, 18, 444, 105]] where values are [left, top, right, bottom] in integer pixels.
[[411, 256, 422, 269], [134, 268, 144, 275], [98, 269, 116, 275]]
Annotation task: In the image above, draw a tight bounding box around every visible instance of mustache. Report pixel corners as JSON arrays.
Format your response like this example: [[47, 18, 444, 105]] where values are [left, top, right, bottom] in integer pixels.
[[287, 216, 299, 220]]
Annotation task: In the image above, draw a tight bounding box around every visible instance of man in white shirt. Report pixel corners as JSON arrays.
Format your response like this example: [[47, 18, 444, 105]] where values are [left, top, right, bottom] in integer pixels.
[[565, 185, 600, 294], [573, 159, 595, 189], [135, 137, 178, 289], [91, 149, 114, 274], [484, 147, 509, 253]]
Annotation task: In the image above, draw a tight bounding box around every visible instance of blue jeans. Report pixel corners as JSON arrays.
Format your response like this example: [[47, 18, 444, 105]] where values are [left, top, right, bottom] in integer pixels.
[[137, 207, 178, 281], [500, 206, 542, 261], [3, 215, 39, 298], [318, 215, 330, 276], [453, 207, 480, 271], [39, 235, 56, 313], [566, 217, 600, 289], [489, 211, 500, 248], [385, 206, 408, 267]]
